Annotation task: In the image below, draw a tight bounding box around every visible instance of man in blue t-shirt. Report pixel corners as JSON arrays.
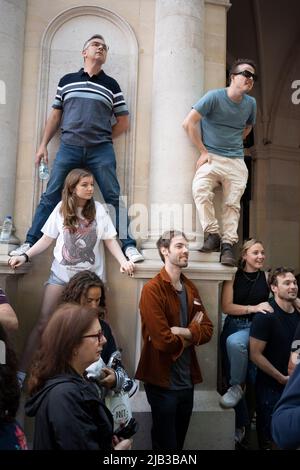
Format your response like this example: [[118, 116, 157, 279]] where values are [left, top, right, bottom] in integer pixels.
[[183, 59, 257, 266], [10, 34, 143, 264], [250, 267, 300, 449]]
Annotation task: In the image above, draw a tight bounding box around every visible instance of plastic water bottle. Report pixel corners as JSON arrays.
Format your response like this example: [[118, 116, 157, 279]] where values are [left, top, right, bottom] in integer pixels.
[[39, 159, 50, 180], [0, 216, 13, 242]]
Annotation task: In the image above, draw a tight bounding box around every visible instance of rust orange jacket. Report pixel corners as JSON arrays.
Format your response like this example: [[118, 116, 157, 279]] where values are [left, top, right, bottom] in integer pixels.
[[135, 267, 213, 388]]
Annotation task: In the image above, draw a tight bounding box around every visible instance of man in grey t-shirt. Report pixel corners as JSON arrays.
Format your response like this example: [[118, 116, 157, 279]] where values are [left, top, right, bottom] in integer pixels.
[[183, 59, 257, 266]]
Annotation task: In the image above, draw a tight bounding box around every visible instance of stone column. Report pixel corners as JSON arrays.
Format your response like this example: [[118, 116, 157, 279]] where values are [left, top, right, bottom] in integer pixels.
[[0, 0, 26, 240], [0, 0, 27, 289], [145, 0, 205, 248], [132, 0, 235, 450]]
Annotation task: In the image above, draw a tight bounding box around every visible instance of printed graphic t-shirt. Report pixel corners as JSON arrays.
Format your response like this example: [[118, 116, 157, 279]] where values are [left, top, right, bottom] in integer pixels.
[[42, 201, 117, 283]]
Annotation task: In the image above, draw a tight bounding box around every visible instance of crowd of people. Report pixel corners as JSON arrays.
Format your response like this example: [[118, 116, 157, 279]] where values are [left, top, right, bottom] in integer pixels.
[[1, 33, 299, 452]]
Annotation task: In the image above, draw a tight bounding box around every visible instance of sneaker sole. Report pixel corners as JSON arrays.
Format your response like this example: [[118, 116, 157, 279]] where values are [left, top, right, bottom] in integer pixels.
[[219, 398, 236, 409], [127, 256, 144, 263], [220, 260, 237, 267]]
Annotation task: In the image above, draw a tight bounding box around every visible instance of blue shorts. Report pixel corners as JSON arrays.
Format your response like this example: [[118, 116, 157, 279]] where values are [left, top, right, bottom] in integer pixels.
[[45, 271, 66, 287]]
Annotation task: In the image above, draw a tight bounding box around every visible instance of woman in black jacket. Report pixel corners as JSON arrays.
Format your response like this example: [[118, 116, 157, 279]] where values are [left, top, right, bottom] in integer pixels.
[[25, 303, 131, 450]]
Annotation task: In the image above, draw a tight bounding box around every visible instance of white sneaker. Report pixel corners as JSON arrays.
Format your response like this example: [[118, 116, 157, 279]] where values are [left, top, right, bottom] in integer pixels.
[[9, 242, 32, 256], [219, 384, 244, 408], [235, 427, 246, 444], [125, 246, 144, 263]]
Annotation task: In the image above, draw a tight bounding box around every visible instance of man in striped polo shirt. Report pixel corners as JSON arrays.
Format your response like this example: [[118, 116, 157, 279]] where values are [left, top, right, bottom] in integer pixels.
[[10, 34, 144, 264]]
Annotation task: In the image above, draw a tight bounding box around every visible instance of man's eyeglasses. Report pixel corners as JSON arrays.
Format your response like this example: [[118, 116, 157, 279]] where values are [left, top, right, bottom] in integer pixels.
[[88, 42, 109, 52], [82, 331, 104, 342], [232, 70, 258, 82]]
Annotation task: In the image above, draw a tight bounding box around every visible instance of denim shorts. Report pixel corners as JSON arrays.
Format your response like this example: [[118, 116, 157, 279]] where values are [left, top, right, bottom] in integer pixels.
[[45, 271, 66, 287]]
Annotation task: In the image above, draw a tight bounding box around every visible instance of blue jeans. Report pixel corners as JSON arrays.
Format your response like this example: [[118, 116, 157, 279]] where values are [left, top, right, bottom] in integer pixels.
[[27, 142, 136, 250], [144, 383, 194, 450], [221, 316, 253, 386], [220, 316, 256, 428]]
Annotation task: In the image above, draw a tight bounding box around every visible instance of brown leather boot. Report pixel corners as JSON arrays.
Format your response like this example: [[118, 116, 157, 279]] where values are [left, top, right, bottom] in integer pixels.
[[220, 243, 236, 267], [199, 233, 221, 252]]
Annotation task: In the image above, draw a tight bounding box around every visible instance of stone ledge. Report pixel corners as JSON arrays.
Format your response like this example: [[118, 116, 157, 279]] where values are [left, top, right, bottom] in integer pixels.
[[0, 255, 31, 275], [133, 259, 236, 281], [186, 391, 235, 450], [205, 0, 232, 10]]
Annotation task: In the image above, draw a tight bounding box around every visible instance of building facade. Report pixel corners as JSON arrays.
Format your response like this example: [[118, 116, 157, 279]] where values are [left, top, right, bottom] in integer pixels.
[[0, 0, 299, 449]]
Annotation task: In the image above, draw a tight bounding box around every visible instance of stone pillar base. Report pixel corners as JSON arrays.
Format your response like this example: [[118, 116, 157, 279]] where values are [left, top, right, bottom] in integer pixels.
[[131, 390, 152, 450], [131, 389, 234, 450], [185, 390, 235, 450]]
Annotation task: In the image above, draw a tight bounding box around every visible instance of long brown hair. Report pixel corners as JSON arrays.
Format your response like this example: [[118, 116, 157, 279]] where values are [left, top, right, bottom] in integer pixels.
[[60, 169, 96, 232], [27, 304, 99, 395]]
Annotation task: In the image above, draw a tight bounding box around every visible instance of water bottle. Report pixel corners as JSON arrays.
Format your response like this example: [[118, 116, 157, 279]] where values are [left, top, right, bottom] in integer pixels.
[[0, 216, 13, 242], [39, 158, 50, 180]]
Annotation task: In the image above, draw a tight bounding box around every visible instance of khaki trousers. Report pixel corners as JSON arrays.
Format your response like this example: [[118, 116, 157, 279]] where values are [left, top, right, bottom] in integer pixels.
[[192, 153, 248, 245]]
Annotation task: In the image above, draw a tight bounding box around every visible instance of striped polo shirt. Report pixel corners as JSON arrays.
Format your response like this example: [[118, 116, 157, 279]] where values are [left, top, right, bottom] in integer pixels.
[[52, 68, 129, 146]]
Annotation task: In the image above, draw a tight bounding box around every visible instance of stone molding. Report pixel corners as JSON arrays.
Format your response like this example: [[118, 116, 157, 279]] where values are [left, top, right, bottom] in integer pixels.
[[253, 144, 300, 162], [205, 0, 231, 10]]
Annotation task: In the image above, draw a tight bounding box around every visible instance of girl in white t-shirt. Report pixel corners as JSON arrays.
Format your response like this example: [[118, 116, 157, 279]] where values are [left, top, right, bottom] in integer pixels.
[[8, 168, 134, 383]]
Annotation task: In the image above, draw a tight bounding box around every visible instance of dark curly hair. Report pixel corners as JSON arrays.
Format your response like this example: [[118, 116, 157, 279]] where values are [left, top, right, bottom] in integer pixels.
[[0, 323, 20, 422], [269, 267, 295, 287], [28, 304, 99, 395], [61, 271, 106, 318]]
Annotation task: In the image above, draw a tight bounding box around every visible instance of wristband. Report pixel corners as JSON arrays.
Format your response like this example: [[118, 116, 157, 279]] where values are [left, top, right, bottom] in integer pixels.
[[21, 253, 30, 263]]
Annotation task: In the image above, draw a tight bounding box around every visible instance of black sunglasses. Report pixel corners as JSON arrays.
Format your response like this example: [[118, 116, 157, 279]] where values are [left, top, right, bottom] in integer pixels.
[[232, 70, 258, 82]]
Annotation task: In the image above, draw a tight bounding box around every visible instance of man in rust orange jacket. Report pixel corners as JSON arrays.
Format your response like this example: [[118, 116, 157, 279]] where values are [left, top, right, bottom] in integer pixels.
[[135, 230, 213, 450]]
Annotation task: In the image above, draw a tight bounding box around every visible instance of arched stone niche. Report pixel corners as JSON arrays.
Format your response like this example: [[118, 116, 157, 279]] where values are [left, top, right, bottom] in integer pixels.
[[34, 5, 138, 210]]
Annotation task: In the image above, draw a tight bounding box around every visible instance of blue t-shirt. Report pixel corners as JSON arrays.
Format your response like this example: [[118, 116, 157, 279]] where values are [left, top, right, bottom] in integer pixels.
[[193, 88, 256, 158], [250, 300, 300, 391]]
